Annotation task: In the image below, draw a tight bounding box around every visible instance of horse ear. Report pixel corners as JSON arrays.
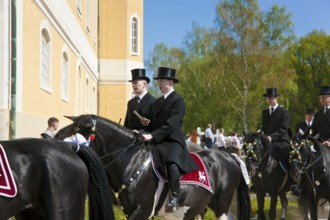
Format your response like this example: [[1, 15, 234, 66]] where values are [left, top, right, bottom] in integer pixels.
[[308, 135, 322, 151], [64, 115, 78, 121]]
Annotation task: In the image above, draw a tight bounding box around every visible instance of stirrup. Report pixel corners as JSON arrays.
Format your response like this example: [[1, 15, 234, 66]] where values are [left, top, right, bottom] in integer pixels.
[[165, 197, 179, 212]]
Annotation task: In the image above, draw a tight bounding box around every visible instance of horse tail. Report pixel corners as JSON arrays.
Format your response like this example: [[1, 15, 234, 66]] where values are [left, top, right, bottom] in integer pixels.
[[75, 145, 115, 220], [230, 153, 251, 220], [237, 171, 251, 220]]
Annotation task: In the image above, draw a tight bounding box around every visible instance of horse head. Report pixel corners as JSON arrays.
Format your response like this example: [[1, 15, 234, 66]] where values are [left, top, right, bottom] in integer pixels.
[[243, 132, 265, 177], [289, 133, 313, 182], [56, 114, 146, 157]]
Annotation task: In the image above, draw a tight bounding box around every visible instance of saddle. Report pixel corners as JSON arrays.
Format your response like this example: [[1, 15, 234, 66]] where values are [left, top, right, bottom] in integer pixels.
[[0, 144, 17, 197], [152, 153, 213, 193]]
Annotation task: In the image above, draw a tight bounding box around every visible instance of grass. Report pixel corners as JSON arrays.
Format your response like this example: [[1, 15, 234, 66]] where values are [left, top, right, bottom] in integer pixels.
[[10, 194, 308, 220]]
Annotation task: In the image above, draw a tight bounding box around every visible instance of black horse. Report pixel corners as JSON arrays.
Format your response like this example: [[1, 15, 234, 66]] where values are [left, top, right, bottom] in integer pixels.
[[243, 132, 294, 220], [0, 138, 114, 220], [56, 114, 251, 220], [289, 134, 330, 220]]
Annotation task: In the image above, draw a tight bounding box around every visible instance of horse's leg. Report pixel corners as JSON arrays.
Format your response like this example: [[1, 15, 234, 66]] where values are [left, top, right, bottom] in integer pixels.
[[268, 193, 278, 220], [256, 192, 266, 220], [309, 199, 318, 220], [278, 191, 288, 220], [297, 198, 309, 220]]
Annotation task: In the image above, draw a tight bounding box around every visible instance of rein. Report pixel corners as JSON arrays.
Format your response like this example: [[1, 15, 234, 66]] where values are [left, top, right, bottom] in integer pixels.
[[292, 139, 327, 201], [101, 134, 143, 169]]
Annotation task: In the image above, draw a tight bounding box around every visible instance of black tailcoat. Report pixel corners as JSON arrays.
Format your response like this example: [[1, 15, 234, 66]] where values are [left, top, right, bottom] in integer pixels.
[[295, 121, 312, 134], [312, 108, 330, 141], [149, 91, 198, 173], [261, 106, 290, 160], [124, 93, 156, 130]]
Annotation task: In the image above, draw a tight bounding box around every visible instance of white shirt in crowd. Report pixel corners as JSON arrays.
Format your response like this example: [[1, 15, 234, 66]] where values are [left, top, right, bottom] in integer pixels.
[[217, 133, 226, 148]]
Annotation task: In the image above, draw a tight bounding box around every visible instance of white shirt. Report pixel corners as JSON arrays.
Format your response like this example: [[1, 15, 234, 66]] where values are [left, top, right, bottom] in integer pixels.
[[163, 89, 174, 99], [218, 133, 226, 147], [205, 127, 214, 140]]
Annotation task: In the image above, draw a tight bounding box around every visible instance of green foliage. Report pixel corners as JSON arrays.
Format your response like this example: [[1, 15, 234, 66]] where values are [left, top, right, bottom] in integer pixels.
[[288, 30, 330, 128], [144, 0, 328, 135]]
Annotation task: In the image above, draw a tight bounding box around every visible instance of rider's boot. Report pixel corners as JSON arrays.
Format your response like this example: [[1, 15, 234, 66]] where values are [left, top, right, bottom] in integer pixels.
[[165, 162, 180, 212]]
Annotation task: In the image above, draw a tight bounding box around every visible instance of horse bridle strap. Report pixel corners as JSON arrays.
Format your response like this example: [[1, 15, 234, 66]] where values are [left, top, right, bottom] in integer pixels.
[[118, 155, 152, 194]]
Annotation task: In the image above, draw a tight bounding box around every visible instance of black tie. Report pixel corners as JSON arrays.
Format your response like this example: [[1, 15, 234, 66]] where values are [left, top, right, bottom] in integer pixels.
[[325, 107, 328, 114], [270, 107, 274, 115]]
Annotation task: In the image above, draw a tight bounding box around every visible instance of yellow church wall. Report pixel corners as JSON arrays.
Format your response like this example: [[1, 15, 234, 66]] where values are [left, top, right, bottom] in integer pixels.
[[14, 0, 98, 138], [66, 0, 98, 53], [98, 0, 144, 122], [98, 83, 132, 123]]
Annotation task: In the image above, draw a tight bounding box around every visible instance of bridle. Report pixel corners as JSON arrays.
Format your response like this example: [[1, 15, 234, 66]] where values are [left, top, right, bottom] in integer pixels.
[[71, 116, 153, 198], [244, 137, 268, 178], [289, 138, 326, 200]]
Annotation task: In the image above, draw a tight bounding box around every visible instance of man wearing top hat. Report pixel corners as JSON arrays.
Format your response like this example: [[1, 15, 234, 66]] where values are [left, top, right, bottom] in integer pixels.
[[141, 67, 199, 212], [311, 86, 330, 147], [124, 68, 156, 130], [292, 86, 330, 198], [295, 108, 314, 135], [260, 87, 291, 173]]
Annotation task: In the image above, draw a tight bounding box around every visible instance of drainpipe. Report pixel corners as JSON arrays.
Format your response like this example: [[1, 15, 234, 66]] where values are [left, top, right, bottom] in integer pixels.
[[9, 0, 17, 139]]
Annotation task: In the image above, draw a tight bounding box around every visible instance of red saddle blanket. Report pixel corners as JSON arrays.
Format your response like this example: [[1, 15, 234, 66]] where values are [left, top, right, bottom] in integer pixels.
[[153, 152, 213, 193], [0, 144, 17, 197]]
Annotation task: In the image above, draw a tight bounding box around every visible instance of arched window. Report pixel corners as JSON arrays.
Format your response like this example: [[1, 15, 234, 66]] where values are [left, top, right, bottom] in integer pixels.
[[131, 17, 138, 54], [40, 28, 51, 91], [61, 51, 69, 101], [85, 78, 89, 112], [92, 86, 96, 114]]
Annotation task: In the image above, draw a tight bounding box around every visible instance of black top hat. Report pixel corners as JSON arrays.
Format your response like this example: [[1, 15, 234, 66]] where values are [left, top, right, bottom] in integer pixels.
[[129, 68, 150, 83], [305, 108, 314, 115], [153, 67, 179, 83], [263, 87, 279, 97], [319, 86, 330, 96]]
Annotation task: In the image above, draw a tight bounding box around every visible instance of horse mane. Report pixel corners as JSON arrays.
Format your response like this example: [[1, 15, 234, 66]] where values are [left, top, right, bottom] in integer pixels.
[[91, 114, 136, 140]]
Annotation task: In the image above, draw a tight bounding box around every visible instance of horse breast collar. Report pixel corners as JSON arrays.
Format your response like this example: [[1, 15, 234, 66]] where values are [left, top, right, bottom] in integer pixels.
[[118, 155, 152, 193], [0, 144, 17, 197]]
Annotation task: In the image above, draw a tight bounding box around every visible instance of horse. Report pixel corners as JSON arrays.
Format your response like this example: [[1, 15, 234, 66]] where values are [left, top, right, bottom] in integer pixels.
[[0, 138, 114, 220], [55, 114, 251, 220], [289, 134, 330, 220], [243, 132, 294, 220]]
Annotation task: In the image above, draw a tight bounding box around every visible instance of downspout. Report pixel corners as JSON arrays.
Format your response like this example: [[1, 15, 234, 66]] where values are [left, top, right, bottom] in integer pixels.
[[9, 0, 17, 139]]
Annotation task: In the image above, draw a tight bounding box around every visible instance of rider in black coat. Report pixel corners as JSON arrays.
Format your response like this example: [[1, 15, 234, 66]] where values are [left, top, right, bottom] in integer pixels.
[[141, 67, 198, 212], [311, 86, 330, 146], [295, 108, 314, 134], [261, 88, 291, 173], [124, 68, 156, 130]]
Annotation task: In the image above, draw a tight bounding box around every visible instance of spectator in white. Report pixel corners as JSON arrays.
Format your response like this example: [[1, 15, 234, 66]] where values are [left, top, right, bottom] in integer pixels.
[[217, 128, 226, 149], [230, 132, 240, 149], [204, 124, 214, 149]]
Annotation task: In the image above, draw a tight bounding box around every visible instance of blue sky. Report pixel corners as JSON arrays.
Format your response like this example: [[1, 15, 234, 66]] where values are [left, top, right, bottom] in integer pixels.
[[143, 0, 330, 59]]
